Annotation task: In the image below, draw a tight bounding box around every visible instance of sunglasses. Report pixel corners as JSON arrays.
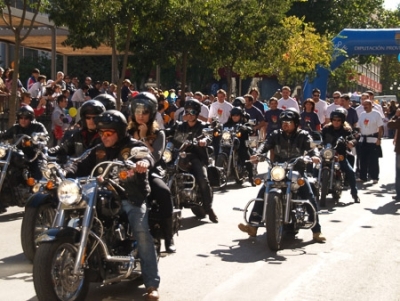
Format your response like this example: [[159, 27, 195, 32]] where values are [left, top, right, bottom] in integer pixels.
[[99, 130, 116, 138], [185, 109, 197, 116], [135, 109, 150, 115], [85, 116, 96, 120], [281, 120, 294, 125]]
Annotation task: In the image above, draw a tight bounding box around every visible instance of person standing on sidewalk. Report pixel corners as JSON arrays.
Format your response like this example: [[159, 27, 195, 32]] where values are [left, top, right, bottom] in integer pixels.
[[388, 108, 400, 200]]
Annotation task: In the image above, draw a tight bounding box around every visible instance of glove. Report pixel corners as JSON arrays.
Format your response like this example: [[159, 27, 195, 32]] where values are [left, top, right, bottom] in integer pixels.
[[56, 154, 68, 164]]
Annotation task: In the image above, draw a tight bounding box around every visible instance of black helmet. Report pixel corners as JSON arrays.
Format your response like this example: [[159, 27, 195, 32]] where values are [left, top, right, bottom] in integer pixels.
[[17, 105, 35, 121], [95, 110, 127, 140], [129, 92, 158, 121], [279, 108, 300, 127], [184, 98, 201, 116], [230, 106, 244, 116], [80, 100, 106, 129], [93, 94, 117, 110], [330, 107, 348, 123], [232, 97, 245, 109]]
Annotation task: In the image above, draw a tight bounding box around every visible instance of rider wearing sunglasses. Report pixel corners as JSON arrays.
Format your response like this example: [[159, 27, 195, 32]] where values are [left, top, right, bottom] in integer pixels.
[[66, 109, 161, 300], [239, 108, 326, 243], [49, 100, 105, 176], [165, 98, 219, 223]]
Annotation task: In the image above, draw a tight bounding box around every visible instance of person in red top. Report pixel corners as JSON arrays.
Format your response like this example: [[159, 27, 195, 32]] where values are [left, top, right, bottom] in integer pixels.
[[20, 92, 46, 117]]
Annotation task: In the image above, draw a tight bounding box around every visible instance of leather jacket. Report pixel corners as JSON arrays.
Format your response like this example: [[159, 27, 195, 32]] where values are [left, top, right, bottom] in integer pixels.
[[321, 125, 356, 156], [257, 128, 317, 171], [70, 135, 154, 207], [165, 120, 211, 166]]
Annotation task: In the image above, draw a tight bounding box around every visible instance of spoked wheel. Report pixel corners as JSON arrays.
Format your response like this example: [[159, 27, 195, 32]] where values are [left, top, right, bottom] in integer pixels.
[[21, 203, 57, 262], [266, 192, 283, 251], [33, 238, 90, 301], [319, 169, 330, 207]]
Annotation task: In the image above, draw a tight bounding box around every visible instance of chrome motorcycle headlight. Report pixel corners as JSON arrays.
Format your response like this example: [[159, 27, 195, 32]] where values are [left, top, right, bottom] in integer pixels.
[[222, 131, 231, 140], [322, 149, 334, 159], [57, 179, 81, 205], [334, 162, 341, 170], [0, 146, 6, 158], [163, 149, 173, 163], [270, 166, 286, 181]]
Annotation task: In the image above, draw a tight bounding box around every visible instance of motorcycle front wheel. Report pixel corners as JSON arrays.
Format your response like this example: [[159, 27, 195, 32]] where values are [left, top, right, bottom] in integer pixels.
[[232, 151, 244, 184], [319, 169, 330, 207], [33, 238, 90, 301], [21, 203, 56, 262], [266, 192, 283, 251], [216, 153, 228, 186]]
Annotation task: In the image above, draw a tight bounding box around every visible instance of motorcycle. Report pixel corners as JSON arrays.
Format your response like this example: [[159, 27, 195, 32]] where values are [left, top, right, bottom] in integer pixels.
[[316, 136, 347, 207], [33, 147, 154, 301], [21, 145, 96, 262], [235, 154, 317, 251], [216, 125, 250, 185], [164, 131, 222, 219], [0, 132, 49, 213]]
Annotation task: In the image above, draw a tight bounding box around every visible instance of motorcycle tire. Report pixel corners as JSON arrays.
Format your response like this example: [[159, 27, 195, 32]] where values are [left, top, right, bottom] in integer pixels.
[[319, 169, 330, 207], [232, 151, 244, 185], [33, 238, 90, 301], [21, 204, 56, 262], [266, 192, 283, 251], [216, 154, 228, 186], [332, 174, 343, 201]]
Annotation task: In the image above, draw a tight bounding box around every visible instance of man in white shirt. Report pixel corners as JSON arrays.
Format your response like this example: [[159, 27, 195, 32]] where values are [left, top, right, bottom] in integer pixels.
[[208, 89, 233, 159], [325, 91, 343, 124], [356, 93, 385, 118], [311, 88, 327, 124], [277, 86, 299, 112], [366, 90, 385, 117], [194, 91, 209, 122], [208, 89, 233, 124], [357, 100, 384, 183]]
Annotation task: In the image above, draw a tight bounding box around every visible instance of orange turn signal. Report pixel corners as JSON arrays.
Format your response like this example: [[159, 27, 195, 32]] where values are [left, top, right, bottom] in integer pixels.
[[214, 132, 219, 137], [119, 170, 128, 180], [338, 155, 344, 161], [254, 178, 262, 186], [26, 177, 35, 187], [297, 178, 306, 186], [46, 181, 55, 190], [23, 140, 32, 147], [236, 132, 242, 138]]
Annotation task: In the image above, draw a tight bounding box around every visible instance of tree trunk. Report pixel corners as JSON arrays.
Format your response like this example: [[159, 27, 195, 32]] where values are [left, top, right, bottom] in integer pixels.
[[9, 37, 21, 128]]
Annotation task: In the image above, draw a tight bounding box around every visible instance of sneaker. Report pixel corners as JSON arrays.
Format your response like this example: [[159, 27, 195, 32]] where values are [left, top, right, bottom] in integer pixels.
[[249, 178, 256, 187], [145, 287, 160, 301], [238, 223, 257, 237], [312, 232, 326, 243], [372, 180, 379, 184]]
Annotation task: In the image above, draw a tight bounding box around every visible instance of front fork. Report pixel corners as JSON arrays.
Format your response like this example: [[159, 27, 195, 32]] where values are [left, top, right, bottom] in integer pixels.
[[72, 181, 98, 275]]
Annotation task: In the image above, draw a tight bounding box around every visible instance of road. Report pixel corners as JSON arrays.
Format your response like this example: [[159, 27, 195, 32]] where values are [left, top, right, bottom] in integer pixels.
[[0, 139, 399, 301]]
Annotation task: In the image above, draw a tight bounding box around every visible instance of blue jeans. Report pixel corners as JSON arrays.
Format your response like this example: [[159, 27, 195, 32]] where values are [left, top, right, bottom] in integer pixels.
[[340, 159, 357, 197], [396, 154, 400, 198], [121, 200, 160, 288]]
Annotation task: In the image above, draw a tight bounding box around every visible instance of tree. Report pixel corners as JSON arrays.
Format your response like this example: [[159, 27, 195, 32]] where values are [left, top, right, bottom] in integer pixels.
[[0, 0, 50, 127]]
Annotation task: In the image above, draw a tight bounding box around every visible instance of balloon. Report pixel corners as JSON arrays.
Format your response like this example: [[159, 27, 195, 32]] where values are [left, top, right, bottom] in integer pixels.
[[131, 91, 139, 97], [69, 107, 77, 117], [164, 91, 169, 98], [67, 116, 72, 123], [398, 53, 400, 62], [170, 92, 176, 99]]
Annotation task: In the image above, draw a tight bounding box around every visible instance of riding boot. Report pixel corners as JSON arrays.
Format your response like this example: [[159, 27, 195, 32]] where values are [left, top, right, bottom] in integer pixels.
[[161, 217, 176, 253]]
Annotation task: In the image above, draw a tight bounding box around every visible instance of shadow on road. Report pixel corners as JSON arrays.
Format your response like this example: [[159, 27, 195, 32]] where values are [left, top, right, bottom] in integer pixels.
[[210, 232, 317, 264], [0, 253, 32, 279], [179, 216, 208, 231], [365, 199, 400, 216], [0, 210, 24, 223]]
